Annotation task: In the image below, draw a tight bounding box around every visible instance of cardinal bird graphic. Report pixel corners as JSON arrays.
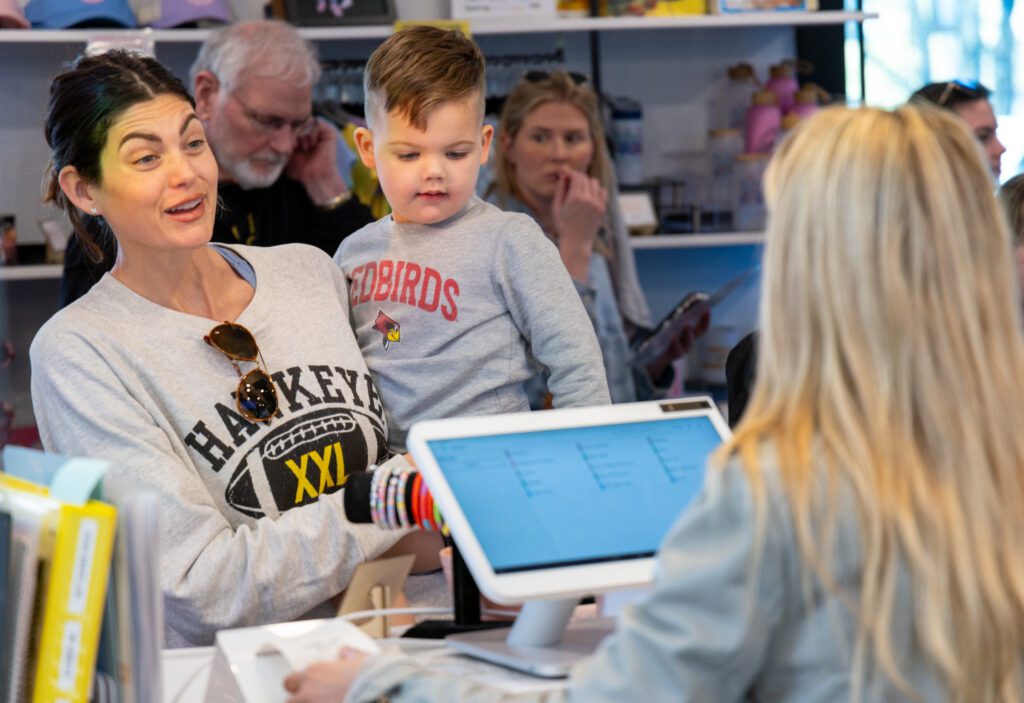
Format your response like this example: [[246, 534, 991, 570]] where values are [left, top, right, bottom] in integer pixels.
[[372, 310, 401, 350]]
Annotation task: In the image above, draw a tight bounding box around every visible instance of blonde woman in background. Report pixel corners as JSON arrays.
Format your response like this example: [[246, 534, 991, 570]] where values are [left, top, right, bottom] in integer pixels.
[[284, 104, 1024, 702], [487, 71, 700, 403]]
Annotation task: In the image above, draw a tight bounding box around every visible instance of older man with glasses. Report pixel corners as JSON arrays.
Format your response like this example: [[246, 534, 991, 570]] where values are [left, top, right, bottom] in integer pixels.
[[59, 20, 374, 307], [911, 80, 1007, 179]]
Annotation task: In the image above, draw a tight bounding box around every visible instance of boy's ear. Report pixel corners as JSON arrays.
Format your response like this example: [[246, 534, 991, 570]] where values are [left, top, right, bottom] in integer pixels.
[[353, 127, 376, 169], [192, 70, 220, 121], [58, 165, 99, 217], [479, 123, 495, 165]]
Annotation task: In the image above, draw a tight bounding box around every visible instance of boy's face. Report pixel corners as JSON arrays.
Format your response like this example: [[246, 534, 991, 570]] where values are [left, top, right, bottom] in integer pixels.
[[354, 95, 492, 224]]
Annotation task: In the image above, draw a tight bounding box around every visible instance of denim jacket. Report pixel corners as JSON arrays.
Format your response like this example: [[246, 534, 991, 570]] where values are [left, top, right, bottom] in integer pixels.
[[346, 451, 947, 702]]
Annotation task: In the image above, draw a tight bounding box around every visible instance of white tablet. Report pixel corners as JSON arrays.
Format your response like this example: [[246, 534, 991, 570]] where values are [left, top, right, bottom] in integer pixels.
[[406, 397, 731, 606]]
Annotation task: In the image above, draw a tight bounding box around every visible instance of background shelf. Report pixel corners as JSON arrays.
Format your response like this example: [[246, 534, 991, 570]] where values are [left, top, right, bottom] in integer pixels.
[[0, 264, 63, 282], [0, 11, 875, 43]]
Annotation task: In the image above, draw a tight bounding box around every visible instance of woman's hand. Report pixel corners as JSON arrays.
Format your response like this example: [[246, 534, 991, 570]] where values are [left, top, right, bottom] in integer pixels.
[[283, 648, 368, 703], [645, 309, 711, 382], [552, 169, 607, 282]]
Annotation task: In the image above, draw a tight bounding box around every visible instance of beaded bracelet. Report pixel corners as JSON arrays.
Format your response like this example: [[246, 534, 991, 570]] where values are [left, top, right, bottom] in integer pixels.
[[386, 473, 400, 530], [368, 468, 383, 526], [374, 466, 392, 528], [396, 470, 410, 529]]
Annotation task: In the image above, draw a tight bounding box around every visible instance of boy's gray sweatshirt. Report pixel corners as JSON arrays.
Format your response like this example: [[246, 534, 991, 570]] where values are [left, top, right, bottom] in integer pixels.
[[334, 197, 611, 452]]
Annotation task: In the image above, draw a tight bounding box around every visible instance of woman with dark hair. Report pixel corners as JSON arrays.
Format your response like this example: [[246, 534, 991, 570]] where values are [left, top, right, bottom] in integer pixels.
[[911, 80, 1006, 177], [31, 50, 439, 647]]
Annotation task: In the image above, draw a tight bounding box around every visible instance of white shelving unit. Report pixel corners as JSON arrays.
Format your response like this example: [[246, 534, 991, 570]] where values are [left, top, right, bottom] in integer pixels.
[[631, 232, 764, 249], [0, 265, 62, 282], [0, 10, 874, 43], [0, 9, 869, 282], [0, 9, 875, 428]]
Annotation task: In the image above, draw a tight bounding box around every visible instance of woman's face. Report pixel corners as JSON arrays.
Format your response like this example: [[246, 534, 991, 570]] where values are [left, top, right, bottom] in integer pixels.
[[503, 101, 594, 203], [81, 94, 218, 256]]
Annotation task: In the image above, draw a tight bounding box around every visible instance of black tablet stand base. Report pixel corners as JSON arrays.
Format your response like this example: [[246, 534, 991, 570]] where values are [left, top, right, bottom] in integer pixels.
[[402, 544, 514, 640], [401, 618, 511, 640]]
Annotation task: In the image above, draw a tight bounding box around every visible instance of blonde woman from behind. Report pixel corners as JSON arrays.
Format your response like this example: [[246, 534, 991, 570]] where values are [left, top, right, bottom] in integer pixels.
[[730, 103, 1024, 701], [284, 104, 1024, 702]]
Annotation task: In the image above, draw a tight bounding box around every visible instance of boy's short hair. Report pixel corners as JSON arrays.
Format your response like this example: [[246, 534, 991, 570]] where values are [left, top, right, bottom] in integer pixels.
[[363, 25, 485, 131]]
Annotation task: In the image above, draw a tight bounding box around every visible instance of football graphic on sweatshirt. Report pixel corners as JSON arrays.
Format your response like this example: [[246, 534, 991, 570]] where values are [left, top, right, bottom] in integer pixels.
[[225, 407, 386, 518]]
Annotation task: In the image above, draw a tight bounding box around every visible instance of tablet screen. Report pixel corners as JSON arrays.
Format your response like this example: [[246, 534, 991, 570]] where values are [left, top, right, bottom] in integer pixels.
[[426, 416, 722, 573]]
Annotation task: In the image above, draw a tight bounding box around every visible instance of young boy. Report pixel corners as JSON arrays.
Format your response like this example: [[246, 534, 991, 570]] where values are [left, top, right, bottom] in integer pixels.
[[335, 26, 610, 453]]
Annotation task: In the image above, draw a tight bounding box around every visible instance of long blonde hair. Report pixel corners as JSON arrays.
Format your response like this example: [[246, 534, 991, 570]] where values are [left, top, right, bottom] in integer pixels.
[[723, 105, 1024, 700]]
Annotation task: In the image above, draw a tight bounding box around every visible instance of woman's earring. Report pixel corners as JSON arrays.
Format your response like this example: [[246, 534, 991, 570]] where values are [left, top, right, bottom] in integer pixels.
[[90, 207, 98, 215]]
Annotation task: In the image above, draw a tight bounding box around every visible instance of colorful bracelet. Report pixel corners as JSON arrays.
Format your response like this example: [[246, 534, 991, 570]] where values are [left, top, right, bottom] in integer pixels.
[[386, 474, 400, 530], [396, 470, 410, 529], [368, 469, 382, 526], [374, 466, 392, 528], [420, 484, 433, 531]]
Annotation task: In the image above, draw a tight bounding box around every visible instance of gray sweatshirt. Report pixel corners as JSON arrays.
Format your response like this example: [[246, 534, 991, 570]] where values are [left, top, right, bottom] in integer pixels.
[[30, 244, 404, 647], [334, 197, 611, 453], [346, 451, 947, 702]]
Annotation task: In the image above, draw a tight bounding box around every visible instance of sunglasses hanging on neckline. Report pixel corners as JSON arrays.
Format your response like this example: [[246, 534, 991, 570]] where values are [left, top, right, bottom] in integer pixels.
[[204, 321, 279, 422]]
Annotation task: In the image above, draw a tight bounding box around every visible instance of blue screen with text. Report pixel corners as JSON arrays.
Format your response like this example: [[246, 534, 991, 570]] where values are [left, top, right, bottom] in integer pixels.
[[427, 416, 722, 573]]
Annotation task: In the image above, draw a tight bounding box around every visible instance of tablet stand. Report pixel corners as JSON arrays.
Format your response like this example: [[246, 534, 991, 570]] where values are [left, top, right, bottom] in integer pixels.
[[401, 543, 512, 639], [445, 598, 614, 678]]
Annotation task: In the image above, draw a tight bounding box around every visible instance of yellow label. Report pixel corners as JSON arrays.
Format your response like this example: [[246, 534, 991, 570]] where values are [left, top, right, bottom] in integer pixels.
[[393, 19, 472, 36], [33, 501, 116, 703]]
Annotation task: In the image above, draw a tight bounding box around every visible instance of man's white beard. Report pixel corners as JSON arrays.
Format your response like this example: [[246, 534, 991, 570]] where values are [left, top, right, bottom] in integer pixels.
[[225, 152, 287, 190]]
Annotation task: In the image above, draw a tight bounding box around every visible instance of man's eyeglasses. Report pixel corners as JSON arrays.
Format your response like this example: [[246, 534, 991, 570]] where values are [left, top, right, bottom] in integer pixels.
[[231, 92, 317, 138], [204, 322, 279, 422], [523, 70, 588, 86], [936, 79, 982, 107]]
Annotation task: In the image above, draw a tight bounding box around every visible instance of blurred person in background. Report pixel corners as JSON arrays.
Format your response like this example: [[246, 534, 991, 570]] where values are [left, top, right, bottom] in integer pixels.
[[487, 71, 702, 405], [912, 79, 1006, 178]]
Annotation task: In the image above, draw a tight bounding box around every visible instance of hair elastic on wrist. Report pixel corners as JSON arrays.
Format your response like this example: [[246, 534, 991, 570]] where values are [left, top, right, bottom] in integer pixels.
[[432, 501, 443, 533], [410, 473, 422, 528], [421, 485, 434, 531]]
